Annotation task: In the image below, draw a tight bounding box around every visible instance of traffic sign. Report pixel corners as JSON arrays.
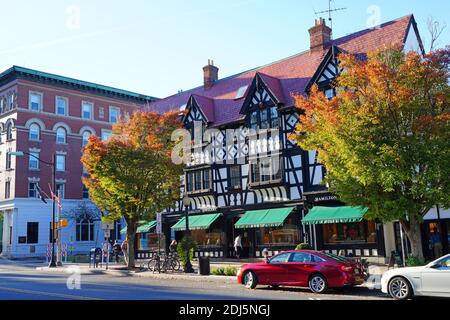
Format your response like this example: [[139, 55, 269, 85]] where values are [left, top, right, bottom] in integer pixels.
[[101, 221, 114, 231]]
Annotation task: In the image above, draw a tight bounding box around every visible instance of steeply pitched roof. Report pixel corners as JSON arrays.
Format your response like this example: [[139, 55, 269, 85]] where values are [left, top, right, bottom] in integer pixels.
[[148, 15, 416, 127], [191, 94, 215, 123]]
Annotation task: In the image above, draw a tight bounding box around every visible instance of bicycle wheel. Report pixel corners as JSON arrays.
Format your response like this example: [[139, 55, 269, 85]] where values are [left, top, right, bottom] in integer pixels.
[[171, 258, 181, 271]]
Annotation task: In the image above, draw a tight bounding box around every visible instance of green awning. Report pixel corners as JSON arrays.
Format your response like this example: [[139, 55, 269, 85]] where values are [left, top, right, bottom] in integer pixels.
[[302, 206, 368, 225], [171, 213, 221, 232], [120, 221, 157, 234], [235, 207, 295, 229]]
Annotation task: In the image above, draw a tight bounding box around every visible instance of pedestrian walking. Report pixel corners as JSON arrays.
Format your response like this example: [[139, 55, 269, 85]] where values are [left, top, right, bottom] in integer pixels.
[[113, 240, 122, 264], [169, 240, 178, 253], [234, 234, 243, 260], [121, 237, 129, 265]]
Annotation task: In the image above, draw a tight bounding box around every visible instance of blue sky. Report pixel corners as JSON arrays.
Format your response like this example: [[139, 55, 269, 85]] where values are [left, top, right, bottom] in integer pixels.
[[0, 0, 448, 98]]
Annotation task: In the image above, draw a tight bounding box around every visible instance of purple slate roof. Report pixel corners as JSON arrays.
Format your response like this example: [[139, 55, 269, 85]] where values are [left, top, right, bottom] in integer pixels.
[[148, 15, 415, 127]]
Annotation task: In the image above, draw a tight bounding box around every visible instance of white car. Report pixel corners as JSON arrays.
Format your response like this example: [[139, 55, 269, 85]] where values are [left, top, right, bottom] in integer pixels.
[[381, 254, 450, 300]]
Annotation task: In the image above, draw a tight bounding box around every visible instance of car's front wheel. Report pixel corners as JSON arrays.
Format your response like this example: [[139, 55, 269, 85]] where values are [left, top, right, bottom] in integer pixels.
[[243, 271, 258, 289], [388, 277, 412, 300], [309, 274, 328, 294]]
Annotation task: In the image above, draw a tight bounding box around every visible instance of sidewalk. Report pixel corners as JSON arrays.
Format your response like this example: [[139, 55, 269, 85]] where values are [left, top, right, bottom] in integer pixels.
[[35, 263, 237, 284]]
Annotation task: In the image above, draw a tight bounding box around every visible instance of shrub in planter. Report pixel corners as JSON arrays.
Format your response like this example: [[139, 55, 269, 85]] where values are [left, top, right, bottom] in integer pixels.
[[212, 268, 225, 276], [406, 255, 425, 267], [225, 267, 237, 276], [296, 243, 313, 250], [177, 235, 198, 268]]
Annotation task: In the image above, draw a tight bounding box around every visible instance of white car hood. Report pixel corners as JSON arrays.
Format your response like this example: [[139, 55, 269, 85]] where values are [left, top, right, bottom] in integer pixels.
[[384, 266, 425, 277]]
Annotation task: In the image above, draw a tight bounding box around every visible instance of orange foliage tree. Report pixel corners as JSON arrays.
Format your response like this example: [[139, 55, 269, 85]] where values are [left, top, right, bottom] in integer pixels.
[[290, 46, 450, 261], [81, 111, 183, 268]]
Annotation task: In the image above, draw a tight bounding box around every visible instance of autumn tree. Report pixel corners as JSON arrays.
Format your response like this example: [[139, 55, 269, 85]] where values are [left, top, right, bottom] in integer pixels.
[[81, 111, 183, 268], [291, 46, 450, 260]]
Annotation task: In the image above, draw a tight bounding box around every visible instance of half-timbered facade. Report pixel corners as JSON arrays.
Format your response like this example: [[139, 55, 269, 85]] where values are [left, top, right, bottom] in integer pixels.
[[142, 15, 425, 263]]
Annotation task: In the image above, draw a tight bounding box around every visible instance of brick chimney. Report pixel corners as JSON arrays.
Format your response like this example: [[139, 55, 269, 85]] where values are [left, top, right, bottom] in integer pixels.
[[308, 18, 332, 52], [203, 59, 219, 89]]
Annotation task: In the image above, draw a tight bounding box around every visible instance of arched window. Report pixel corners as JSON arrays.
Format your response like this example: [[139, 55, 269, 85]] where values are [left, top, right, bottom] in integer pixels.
[[82, 131, 91, 147], [6, 123, 13, 141], [76, 217, 94, 242], [29, 123, 40, 141], [56, 127, 66, 144]]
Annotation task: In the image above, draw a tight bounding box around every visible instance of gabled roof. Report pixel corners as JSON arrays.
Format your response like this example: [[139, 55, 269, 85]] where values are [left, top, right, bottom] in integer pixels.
[[0, 66, 158, 103], [191, 94, 215, 123], [148, 14, 416, 127]]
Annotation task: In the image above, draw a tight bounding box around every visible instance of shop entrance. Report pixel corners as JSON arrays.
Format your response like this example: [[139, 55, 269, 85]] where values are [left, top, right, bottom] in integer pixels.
[[424, 221, 450, 260]]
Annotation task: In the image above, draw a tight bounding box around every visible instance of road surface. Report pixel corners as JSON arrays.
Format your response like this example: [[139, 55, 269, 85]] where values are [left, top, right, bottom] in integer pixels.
[[0, 258, 388, 300]]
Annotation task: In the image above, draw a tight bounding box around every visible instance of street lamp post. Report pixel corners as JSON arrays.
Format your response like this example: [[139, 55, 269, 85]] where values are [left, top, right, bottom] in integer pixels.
[[182, 195, 194, 273], [9, 151, 58, 268]]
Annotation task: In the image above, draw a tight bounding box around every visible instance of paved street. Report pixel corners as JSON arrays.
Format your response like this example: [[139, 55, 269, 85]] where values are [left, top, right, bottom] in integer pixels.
[[0, 258, 389, 300]]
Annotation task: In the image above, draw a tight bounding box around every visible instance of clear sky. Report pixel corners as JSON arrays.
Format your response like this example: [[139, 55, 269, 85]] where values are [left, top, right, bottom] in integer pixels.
[[0, 0, 448, 98]]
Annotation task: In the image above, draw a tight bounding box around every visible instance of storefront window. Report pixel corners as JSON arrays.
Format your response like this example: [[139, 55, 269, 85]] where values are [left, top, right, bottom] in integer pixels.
[[255, 217, 299, 246], [191, 229, 224, 248], [138, 233, 165, 251], [323, 221, 377, 245]]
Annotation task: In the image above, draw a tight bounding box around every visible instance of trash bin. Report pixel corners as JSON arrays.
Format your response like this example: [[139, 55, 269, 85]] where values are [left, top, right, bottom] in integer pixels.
[[198, 256, 210, 275], [89, 248, 102, 268]]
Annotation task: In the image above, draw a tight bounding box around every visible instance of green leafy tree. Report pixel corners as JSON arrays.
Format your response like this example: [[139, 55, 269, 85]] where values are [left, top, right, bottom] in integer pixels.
[[290, 46, 450, 260], [81, 111, 183, 268]]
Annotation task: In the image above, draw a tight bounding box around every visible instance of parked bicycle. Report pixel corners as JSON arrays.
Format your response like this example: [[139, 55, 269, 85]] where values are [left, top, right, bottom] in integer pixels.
[[147, 251, 181, 273]]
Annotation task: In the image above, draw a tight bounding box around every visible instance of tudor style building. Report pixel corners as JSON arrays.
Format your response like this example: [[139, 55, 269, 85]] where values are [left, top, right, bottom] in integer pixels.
[[0, 66, 156, 258], [143, 15, 429, 263]]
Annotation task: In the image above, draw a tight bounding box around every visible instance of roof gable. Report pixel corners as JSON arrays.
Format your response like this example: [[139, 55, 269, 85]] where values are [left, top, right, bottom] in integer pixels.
[[305, 46, 342, 92]]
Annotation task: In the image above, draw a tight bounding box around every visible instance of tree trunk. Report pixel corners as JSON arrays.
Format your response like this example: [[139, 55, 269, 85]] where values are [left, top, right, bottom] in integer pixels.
[[126, 220, 137, 269], [401, 214, 425, 262]]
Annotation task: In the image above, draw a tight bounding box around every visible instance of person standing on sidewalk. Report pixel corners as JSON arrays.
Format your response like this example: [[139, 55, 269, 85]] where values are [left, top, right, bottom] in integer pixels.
[[121, 237, 129, 265], [234, 234, 243, 260], [430, 227, 443, 259], [113, 240, 122, 264]]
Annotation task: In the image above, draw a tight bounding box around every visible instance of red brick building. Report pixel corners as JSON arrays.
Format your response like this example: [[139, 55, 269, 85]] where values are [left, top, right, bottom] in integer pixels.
[[0, 66, 157, 258]]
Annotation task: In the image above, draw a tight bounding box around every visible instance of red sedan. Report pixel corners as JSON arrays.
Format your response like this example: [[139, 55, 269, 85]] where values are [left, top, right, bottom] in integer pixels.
[[237, 250, 365, 294]]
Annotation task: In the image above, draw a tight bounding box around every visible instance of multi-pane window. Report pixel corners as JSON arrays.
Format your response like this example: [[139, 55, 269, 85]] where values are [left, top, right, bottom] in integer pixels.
[[5, 181, 11, 199], [6, 123, 13, 140], [202, 170, 211, 190], [28, 182, 38, 198], [26, 222, 39, 244], [186, 169, 212, 193], [56, 127, 66, 144], [56, 97, 67, 115], [248, 107, 279, 130], [109, 107, 120, 124], [0, 97, 4, 113], [8, 93, 15, 110], [56, 183, 65, 199], [29, 123, 40, 141], [251, 158, 283, 185], [99, 107, 105, 119], [101, 130, 112, 141], [29, 152, 40, 170], [82, 186, 89, 199], [56, 155, 65, 171], [82, 131, 91, 147], [82, 102, 93, 119], [6, 149, 12, 169], [29, 92, 42, 111], [230, 166, 241, 189], [76, 218, 94, 242]]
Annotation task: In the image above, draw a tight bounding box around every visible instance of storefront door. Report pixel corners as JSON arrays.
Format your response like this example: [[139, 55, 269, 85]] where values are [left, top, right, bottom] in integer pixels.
[[424, 222, 449, 260]]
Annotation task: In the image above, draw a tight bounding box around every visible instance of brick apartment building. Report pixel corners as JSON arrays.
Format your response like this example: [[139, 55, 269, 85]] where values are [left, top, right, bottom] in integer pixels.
[[0, 66, 157, 258]]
